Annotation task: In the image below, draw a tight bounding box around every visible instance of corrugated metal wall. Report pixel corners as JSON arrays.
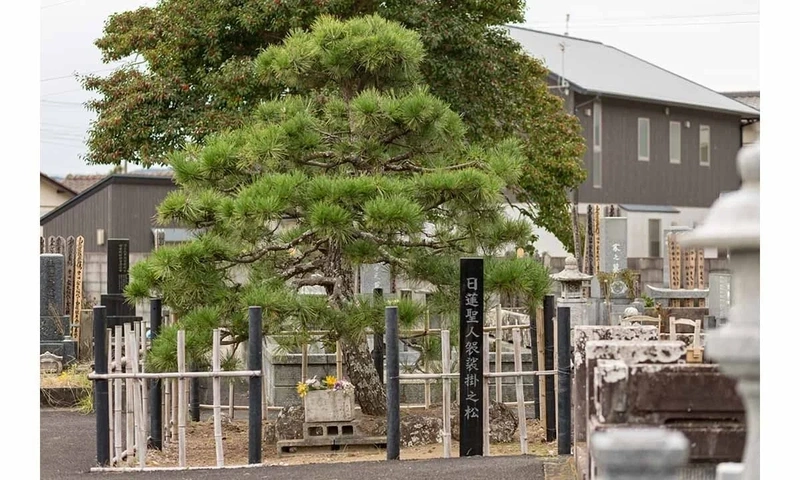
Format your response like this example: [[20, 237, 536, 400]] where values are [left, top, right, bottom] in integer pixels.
[[574, 94, 742, 207], [41, 185, 111, 253], [111, 182, 178, 252]]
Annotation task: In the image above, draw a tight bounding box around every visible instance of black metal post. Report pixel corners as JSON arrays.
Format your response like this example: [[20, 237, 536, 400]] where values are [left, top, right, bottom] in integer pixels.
[[529, 305, 540, 420], [543, 294, 556, 442], [148, 298, 163, 450], [247, 306, 263, 464], [459, 257, 484, 457], [557, 306, 572, 455], [385, 306, 400, 460], [373, 288, 385, 383], [93, 306, 110, 466], [190, 364, 201, 422]]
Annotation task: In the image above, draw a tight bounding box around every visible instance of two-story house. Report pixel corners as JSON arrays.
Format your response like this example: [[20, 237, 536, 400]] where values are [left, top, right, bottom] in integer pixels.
[[506, 26, 760, 259]]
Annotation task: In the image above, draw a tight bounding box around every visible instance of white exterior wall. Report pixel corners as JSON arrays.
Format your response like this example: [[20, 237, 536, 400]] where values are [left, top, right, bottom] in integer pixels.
[[40, 177, 74, 216], [506, 203, 718, 260], [743, 122, 760, 145], [620, 206, 718, 259]]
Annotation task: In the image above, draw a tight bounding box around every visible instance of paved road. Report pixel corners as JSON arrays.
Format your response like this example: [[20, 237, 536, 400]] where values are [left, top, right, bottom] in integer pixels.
[[41, 409, 549, 480]]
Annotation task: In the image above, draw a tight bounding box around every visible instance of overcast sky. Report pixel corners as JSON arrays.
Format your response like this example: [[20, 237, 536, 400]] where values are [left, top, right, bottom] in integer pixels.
[[39, 0, 760, 177]]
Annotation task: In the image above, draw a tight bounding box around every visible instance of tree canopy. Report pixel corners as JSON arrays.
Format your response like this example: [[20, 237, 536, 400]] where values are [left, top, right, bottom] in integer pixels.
[[83, 0, 586, 249]]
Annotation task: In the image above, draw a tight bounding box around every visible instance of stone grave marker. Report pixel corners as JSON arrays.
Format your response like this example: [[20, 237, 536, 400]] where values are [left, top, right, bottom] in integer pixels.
[[40, 352, 64, 375], [600, 217, 629, 300], [359, 263, 391, 295], [709, 273, 732, 323], [107, 238, 130, 295], [40, 254, 77, 363]]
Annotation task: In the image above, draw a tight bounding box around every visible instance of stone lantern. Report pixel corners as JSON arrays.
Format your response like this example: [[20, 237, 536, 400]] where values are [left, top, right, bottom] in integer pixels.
[[680, 142, 759, 480], [551, 255, 593, 325]]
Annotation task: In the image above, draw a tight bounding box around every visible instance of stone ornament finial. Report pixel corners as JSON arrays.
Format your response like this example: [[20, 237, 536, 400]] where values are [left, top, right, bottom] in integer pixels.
[[551, 255, 593, 282], [622, 307, 639, 319]]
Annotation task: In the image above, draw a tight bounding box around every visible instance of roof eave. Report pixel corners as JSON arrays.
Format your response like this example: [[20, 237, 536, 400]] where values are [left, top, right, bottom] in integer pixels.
[[580, 90, 760, 119]]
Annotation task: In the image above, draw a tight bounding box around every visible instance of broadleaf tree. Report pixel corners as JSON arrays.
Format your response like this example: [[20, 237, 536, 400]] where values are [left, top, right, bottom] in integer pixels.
[[82, 0, 586, 250], [126, 15, 551, 416]]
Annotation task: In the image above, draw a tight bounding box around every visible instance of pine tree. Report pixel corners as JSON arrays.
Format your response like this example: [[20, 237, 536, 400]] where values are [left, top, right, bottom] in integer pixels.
[[126, 15, 553, 415]]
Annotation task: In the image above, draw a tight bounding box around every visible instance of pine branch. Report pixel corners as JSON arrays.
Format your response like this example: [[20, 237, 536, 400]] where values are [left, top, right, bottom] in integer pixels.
[[233, 230, 316, 264]]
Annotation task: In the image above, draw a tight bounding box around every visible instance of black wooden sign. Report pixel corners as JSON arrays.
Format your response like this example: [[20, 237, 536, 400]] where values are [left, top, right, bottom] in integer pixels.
[[459, 257, 484, 456]]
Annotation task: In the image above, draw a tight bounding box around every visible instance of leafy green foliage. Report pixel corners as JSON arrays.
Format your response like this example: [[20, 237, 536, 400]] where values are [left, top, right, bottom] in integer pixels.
[[83, 0, 586, 248]]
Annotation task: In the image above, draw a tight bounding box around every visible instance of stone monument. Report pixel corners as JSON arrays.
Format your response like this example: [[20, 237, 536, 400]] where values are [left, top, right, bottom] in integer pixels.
[[40, 254, 77, 365]]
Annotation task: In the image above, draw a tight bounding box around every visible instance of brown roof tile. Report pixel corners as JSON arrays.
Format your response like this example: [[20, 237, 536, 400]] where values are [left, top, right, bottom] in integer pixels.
[[59, 174, 107, 193]]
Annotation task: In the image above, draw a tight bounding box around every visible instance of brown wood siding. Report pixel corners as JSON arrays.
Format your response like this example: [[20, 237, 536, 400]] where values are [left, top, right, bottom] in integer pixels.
[[42, 185, 111, 253], [111, 183, 179, 252], [574, 95, 742, 207]]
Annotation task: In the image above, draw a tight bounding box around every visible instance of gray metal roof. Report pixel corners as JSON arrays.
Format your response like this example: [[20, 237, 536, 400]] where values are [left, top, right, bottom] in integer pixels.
[[506, 26, 760, 118]]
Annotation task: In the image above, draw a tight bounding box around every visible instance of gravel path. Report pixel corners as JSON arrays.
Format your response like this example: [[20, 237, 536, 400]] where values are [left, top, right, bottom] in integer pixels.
[[41, 408, 549, 480]]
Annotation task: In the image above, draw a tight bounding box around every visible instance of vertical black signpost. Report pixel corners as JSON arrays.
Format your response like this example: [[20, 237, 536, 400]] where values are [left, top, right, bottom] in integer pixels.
[[459, 257, 484, 457]]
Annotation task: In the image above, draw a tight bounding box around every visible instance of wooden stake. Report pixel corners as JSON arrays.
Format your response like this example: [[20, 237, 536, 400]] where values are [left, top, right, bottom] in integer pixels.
[[424, 311, 431, 409], [177, 330, 187, 468], [335, 340, 343, 380], [512, 328, 528, 455], [171, 378, 178, 441], [107, 328, 114, 459], [261, 341, 268, 421], [301, 343, 308, 382], [127, 333, 146, 467], [536, 309, 547, 424], [140, 321, 149, 439], [228, 380, 235, 420], [482, 332, 491, 456], [163, 377, 171, 444], [441, 330, 451, 459], [113, 325, 123, 464], [495, 304, 502, 404], [212, 329, 224, 466], [125, 325, 135, 464]]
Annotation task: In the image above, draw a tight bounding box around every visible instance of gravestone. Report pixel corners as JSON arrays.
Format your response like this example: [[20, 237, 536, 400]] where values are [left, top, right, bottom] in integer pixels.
[[40, 254, 77, 363], [708, 273, 732, 323], [600, 217, 627, 275], [359, 263, 391, 295], [599, 217, 629, 303], [102, 239, 136, 323], [107, 238, 130, 295]]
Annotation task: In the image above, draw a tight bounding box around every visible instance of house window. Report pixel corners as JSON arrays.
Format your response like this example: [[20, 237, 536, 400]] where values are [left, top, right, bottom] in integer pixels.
[[699, 125, 711, 166], [638, 118, 650, 161], [669, 121, 681, 164], [648, 219, 661, 257], [593, 100, 602, 188]]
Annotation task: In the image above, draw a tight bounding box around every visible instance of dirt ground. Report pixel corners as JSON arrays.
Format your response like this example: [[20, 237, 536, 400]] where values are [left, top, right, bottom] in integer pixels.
[[144, 410, 557, 468]]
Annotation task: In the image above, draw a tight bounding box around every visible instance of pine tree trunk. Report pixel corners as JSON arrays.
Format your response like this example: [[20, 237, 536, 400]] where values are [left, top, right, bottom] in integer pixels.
[[321, 240, 387, 416], [341, 338, 387, 416]]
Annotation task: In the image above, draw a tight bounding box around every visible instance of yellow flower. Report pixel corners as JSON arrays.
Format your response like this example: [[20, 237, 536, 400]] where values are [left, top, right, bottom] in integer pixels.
[[296, 382, 309, 398], [324, 375, 337, 389]]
